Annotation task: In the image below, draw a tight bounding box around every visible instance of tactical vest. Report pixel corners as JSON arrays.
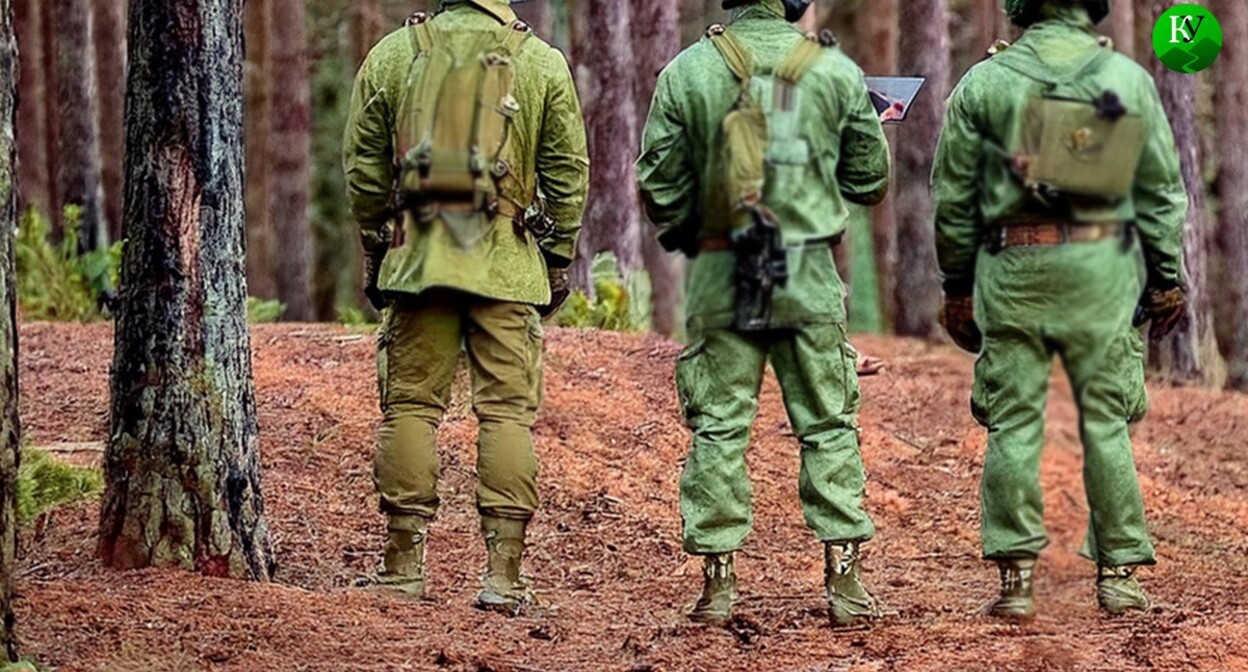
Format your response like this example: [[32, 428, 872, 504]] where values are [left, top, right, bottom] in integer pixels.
[[706, 25, 826, 237], [394, 12, 532, 248], [995, 41, 1146, 203]]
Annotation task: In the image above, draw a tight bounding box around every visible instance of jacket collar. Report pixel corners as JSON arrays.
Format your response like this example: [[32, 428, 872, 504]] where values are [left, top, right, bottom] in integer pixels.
[[444, 0, 517, 25]]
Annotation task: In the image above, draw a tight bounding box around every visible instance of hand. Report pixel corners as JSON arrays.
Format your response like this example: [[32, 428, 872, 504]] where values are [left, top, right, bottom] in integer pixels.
[[941, 294, 983, 354], [364, 248, 389, 312], [1139, 284, 1186, 339], [538, 267, 571, 319]]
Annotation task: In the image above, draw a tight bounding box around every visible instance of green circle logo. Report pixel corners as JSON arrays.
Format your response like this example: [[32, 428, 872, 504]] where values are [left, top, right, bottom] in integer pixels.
[[1153, 4, 1223, 73]]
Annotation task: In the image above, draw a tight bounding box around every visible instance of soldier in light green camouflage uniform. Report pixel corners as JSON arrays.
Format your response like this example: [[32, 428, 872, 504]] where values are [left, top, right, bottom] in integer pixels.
[[343, 0, 589, 615], [932, 0, 1188, 619], [638, 0, 891, 627]]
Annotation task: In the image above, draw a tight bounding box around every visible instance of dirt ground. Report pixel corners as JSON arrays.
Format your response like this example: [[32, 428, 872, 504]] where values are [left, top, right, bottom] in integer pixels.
[[13, 322, 1248, 671]]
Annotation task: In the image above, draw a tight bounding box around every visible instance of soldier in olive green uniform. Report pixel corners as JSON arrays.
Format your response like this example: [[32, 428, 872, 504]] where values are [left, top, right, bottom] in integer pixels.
[[638, 0, 891, 627], [343, 0, 589, 614], [932, 0, 1188, 619]]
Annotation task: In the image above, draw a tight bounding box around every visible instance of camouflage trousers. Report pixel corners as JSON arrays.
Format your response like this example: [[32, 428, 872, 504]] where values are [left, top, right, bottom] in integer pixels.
[[676, 323, 875, 554], [973, 238, 1155, 567], [375, 289, 544, 521]]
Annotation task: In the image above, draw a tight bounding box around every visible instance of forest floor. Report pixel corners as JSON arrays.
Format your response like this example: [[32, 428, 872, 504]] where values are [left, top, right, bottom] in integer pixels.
[[13, 322, 1248, 672]]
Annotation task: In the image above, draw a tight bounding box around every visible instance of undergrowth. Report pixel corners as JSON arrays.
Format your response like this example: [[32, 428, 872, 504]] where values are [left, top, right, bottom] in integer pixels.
[[17, 448, 105, 523], [15, 208, 121, 322]]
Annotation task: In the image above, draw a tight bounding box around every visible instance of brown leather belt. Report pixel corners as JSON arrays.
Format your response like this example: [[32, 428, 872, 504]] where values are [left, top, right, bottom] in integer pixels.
[[698, 233, 843, 253], [994, 221, 1124, 248]]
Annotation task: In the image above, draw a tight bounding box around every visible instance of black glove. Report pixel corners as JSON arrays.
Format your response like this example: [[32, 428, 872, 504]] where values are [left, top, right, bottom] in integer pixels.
[[364, 248, 389, 312], [539, 267, 571, 319], [1136, 283, 1186, 339], [941, 294, 983, 354]]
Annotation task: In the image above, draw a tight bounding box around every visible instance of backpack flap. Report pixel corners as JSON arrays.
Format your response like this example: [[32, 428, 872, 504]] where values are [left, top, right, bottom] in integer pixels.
[[1022, 96, 1146, 200]]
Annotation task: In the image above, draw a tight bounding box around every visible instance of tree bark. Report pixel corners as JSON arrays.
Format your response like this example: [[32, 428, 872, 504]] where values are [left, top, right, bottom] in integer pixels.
[[572, 0, 641, 287], [1143, 1, 1217, 384], [1101, 0, 1135, 60], [1212, 0, 1248, 390], [634, 0, 684, 337], [54, 0, 108, 251], [0, 0, 22, 660], [514, 1, 553, 39], [93, 0, 127, 243], [854, 0, 898, 329], [39, 0, 57, 230], [243, 0, 276, 300], [100, 0, 274, 580], [266, 0, 314, 321], [973, 0, 1010, 54], [893, 0, 948, 338], [349, 0, 384, 69], [13, 0, 48, 215]]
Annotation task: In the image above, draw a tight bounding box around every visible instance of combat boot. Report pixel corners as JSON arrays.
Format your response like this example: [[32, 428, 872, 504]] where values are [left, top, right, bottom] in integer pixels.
[[474, 516, 535, 616], [689, 553, 736, 625], [360, 515, 429, 600], [825, 541, 878, 627], [989, 558, 1036, 620], [1097, 565, 1149, 614]]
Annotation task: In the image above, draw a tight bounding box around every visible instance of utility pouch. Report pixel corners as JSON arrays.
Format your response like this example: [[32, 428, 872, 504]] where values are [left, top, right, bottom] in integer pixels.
[[731, 206, 789, 332]]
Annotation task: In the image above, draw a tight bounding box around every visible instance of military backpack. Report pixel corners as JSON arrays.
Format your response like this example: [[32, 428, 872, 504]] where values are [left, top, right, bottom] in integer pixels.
[[394, 12, 533, 248]]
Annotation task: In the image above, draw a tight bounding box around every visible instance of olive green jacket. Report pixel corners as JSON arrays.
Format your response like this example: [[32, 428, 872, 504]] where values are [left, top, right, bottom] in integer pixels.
[[637, 0, 891, 330], [343, 0, 590, 305], [932, 7, 1188, 292]]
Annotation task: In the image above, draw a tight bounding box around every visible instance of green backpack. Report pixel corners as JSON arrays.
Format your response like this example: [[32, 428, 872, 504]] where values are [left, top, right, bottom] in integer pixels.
[[394, 12, 532, 248], [706, 25, 825, 236], [997, 42, 1147, 203]]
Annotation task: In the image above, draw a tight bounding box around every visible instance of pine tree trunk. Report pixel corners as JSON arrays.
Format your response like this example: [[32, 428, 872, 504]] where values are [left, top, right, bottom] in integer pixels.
[[267, 0, 313, 321], [54, 0, 108, 251], [1212, 0, 1248, 390], [634, 0, 684, 336], [0, 0, 22, 660], [893, 0, 948, 338], [973, 0, 1010, 53], [244, 0, 276, 301], [39, 0, 57, 231], [514, 1, 553, 39], [100, 0, 274, 580], [93, 0, 127, 244], [572, 0, 641, 287], [1143, 1, 1217, 384], [854, 0, 898, 329], [13, 0, 48, 215], [350, 0, 384, 68], [1102, 0, 1135, 60]]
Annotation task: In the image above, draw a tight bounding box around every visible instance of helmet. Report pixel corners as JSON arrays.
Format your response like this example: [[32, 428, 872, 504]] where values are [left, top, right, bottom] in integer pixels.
[[1003, 0, 1109, 27], [722, 0, 813, 23]]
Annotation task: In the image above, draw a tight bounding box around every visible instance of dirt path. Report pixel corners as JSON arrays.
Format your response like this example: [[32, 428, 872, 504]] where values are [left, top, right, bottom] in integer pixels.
[[14, 323, 1248, 671]]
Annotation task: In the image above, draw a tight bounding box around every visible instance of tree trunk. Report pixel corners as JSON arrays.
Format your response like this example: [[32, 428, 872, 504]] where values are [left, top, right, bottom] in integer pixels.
[[893, 0, 948, 338], [634, 0, 684, 337], [572, 0, 641, 287], [39, 0, 57, 231], [854, 0, 898, 329], [973, 0, 1010, 54], [1101, 0, 1135, 60], [514, 1, 553, 39], [267, 0, 313, 321], [93, 0, 127, 243], [1143, 1, 1217, 384], [244, 0, 276, 300], [1212, 0, 1248, 390], [350, 0, 384, 68], [0, 0, 22, 660], [54, 0, 108, 251], [13, 0, 48, 215], [100, 0, 274, 580]]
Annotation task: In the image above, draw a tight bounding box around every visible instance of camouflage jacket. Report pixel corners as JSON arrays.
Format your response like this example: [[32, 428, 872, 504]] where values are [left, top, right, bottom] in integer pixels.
[[932, 6, 1188, 292], [637, 0, 891, 330], [343, 0, 590, 305]]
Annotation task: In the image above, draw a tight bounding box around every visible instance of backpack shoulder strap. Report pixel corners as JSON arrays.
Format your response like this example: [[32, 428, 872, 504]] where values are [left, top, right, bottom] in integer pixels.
[[495, 19, 534, 57], [406, 12, 435, 56], [995, 42, 1113, 89], [775, 32, 823, 85], [706, 25, 753, 84]]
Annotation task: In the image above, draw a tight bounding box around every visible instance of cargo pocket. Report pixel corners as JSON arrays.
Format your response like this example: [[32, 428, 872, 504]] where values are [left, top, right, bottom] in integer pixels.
[[840, 338, 863, 416], [376, 309, 395, 412], [971, 348, 996, 429], [1119, 331, 1149, 425], [525, 307, 545, 408], [675, 338, 709, 427]]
